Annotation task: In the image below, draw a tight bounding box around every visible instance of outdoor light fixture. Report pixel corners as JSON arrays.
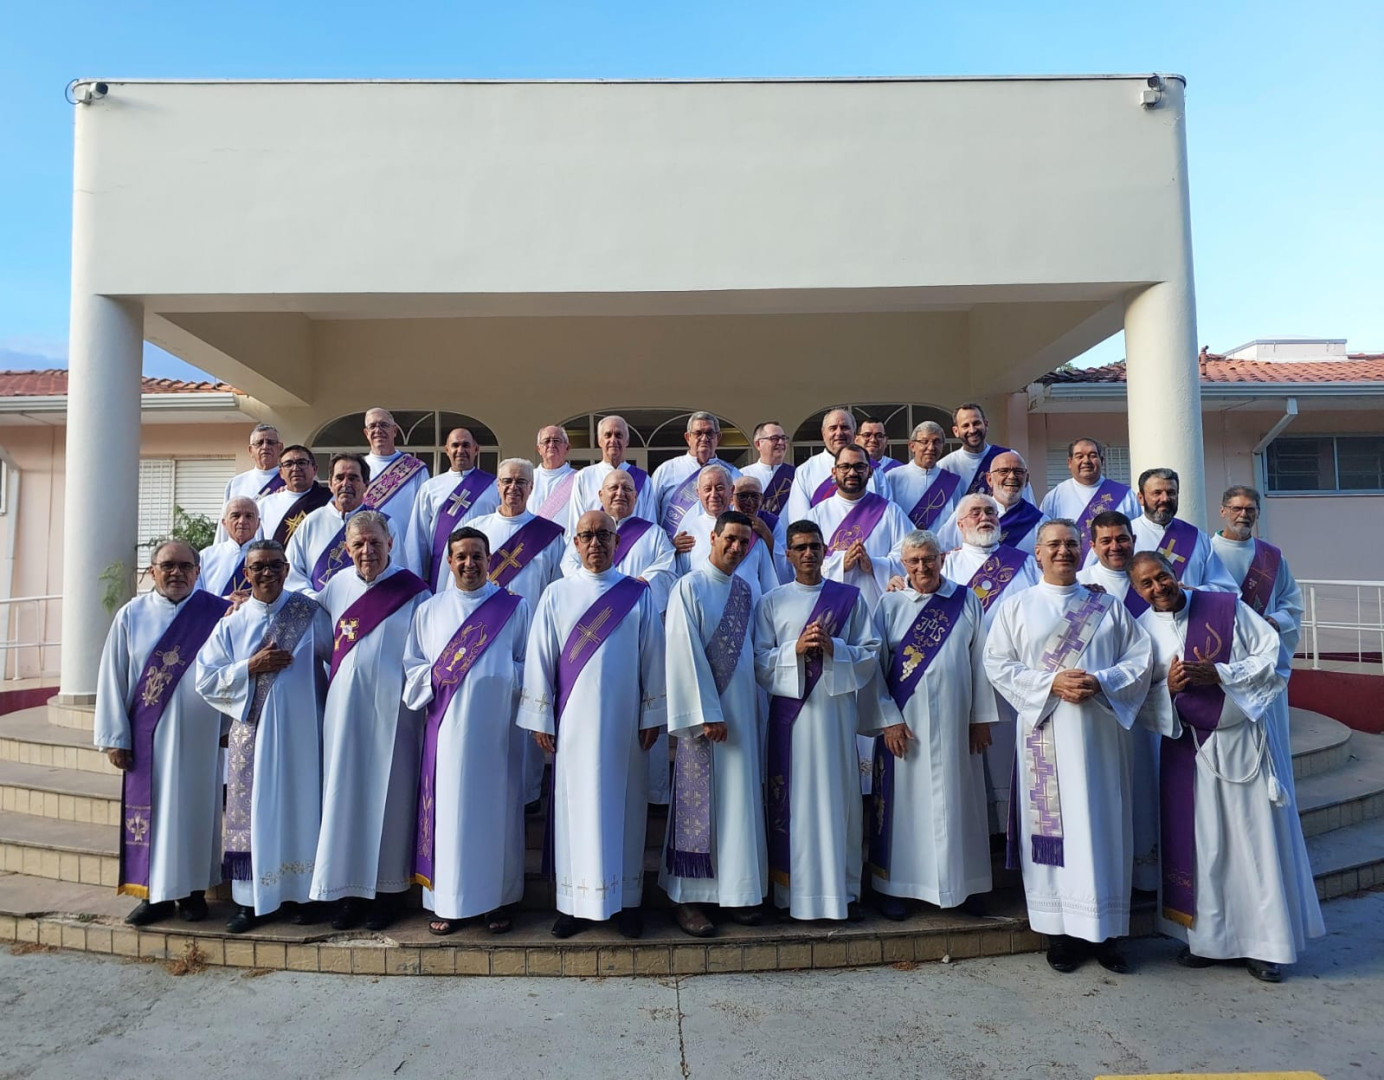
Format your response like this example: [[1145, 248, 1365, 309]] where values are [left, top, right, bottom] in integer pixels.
[[1140, 74, 1164, 109], [66, 80, 109, 106]]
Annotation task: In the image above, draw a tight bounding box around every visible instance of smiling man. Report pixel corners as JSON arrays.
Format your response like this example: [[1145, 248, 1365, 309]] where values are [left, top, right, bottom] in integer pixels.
[[741, 420, 795, 516], [936, 450, 1047, 555], [675, 465, 779, 596], [286, 453, 406, 594], [360, 407, 430, 521], [984, 519, 1153, 975], [936, 403, 1031, 501], [199, 496, 260, 603], [785, 407, 890, 521], [887, 421, 964, 531], [404, 428, 500, 591], [565, 415, 658, 533], [1132, 468, 1237, 592], [1040, 438, 1139, 562], [652, 411, 743, 538], [258, 445, 332, 546], [215, 424, 284, 543]]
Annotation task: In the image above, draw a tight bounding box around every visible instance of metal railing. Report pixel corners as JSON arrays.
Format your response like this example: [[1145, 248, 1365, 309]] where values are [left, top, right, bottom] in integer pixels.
[[1299, 580, 1384, 674], [0, 594, 62, 681]]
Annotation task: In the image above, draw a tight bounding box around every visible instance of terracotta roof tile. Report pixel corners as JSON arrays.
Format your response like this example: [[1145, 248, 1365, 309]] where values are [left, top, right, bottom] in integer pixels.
[[0, 369, 239, 397], [1041, 349, 1384, 386]]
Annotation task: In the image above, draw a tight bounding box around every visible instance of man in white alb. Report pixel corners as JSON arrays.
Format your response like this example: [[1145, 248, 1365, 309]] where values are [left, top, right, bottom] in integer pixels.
[[565, 414, 658, 532], [404, 428, 500, 591], [361, 407, 430, 523], [1131, 550, 1323, 982], [661, 509, 769, 937], [519, 510, 667, 940], [1132, 468, 1237, 592], [653, 411, 743, 539], [310, 512, 429, 932], [740, 420, 795, 516], [1040, 438, 1139, 565], [888, 421, 964, 532], [936, 403, 1030, 500], [286, 454, 404, 594], [676, 465, 779, 596], [529, 424, 577, 524], [858, 416, 902, 483], [215, 423, 284, 543], [785, 407, 889, 522], [560, 469, 678, 613], [259, 445, 331, 547], [732, 474, 791, 584], [199, 496, 259, 603], [937, 450, 1047, 555], [984, 520, 1153, 975]]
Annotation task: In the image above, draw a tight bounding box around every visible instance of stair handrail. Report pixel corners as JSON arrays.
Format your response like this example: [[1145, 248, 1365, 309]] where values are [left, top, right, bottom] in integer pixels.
[[1297, 579, 1384, 675], [0, 594, 63, 681]]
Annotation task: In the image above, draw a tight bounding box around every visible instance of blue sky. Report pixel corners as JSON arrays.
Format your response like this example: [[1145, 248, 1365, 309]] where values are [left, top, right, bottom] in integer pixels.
[[2, 1, 1380, 379]]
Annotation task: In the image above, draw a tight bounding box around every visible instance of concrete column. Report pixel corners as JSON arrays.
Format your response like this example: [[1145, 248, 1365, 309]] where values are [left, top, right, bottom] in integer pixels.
[[1123, 79, 1205, 527], [59, 107, 144, 702]]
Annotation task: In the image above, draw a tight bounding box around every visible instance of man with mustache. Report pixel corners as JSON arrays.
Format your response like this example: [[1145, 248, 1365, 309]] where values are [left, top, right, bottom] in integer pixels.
[[984, 520, 1153, 975], [785, 407, 891, 522], [1132, 468, 1237, 592], [937, 403, 1032, 501], [1131, 549, 1323, 982], [937, 450, 1047, 555]]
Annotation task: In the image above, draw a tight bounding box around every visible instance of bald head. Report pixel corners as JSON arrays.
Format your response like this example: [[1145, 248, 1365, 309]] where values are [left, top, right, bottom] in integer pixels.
[[599, 469, 637, 520], [822, 408, 856, 454], [573, 509, 619, 573], [444, 427, 478, 473], [987, 450, 1029, 508], [537, 424, 569, 469]]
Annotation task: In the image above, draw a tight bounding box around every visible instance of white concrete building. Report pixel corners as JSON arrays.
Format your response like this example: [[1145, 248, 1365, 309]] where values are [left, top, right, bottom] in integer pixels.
[[57, 74, 1205, 702]]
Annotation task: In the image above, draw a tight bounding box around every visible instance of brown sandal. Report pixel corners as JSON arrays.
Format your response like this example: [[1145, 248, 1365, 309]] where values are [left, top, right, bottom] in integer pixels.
[[428, 919, 457, 936], [485, 910, 513, 935]]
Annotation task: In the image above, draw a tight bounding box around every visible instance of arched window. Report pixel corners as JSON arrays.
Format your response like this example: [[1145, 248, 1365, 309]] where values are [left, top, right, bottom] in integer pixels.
[[791, 403, 957, 466], [310, 411, 501, 476], [558, 409, 752, 472]]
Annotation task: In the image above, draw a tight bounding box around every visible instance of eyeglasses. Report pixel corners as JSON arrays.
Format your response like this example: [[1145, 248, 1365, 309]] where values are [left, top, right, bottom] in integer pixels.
[[688, 429, 718, 440], [245, 561, 288, 574], [574, 530, 617, 545], [364, 422, 395, 431], [1223, 504, 1259, 515], [153, 561, 196, 573], [991, 467, 1028, 477], [757, 435, 788, 443], [280, 458, 313, 469], [835, 463, 869, 473], [497, 477, 531, 487], [902, 555, 942, 567], [538, 438, 567, 446]]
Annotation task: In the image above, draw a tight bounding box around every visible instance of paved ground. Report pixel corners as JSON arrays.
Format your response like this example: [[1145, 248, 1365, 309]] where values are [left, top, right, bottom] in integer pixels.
[[3, 892, 1380, 1080]]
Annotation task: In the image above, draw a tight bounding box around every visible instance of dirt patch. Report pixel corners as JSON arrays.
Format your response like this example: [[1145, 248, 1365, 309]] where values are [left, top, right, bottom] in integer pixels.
[[9, 943, 58, 956], [241, 967, 274, 979], [166, 941, 208, 977]]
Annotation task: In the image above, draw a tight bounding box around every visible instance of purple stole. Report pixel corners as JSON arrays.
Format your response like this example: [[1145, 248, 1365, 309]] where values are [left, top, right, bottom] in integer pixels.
[[825, 493, 890, 553], [964, 545, 1029, 613], [257, 472, 287, 497], [964, 445, 1007, 496], [310, 518, 355, 591], [906, 469, 961, 530], [535, 470, 576, 522], [1122, 586, 1150, 619], [748, 508, 779, 554], [427, 470, 496, 590], [487, 516, 563, 589], [222, 593, 320, 881], [1005, 587, 1115, 870], [666, 574, 753, 880], [271, 484, 331, 546], [1239, 539, 1283, 617], [117, 591, 229, 898], [998, 500, 1043, 548], [872, 457, 902, 476], [1152, 518, 1200, 582], [623, 463, 650, 498], [220, 554, 251, 598], [1160, 590, 1238, 928], [661, 462, 709, 535], [810, 474, 837, 508], [543, 576, 649, 874], [762, 464, 795, 515], [869, 586, 969, 879], [412, 587, 523, 889], [1073, 479, 1125, 561], [766, 580, 861, 886], [616, 516, 655, 567], [327, 569, 428, 681], [363, 453, 426, 512]]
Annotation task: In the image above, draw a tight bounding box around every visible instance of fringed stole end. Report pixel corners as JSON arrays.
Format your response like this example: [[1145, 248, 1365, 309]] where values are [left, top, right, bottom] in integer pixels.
[[117, 883, 149, 899], [1162, 905, 1195, 929], [222, 851, 253, 882], [667, 850, 714, 880], [1030, 834, 1065, 867]]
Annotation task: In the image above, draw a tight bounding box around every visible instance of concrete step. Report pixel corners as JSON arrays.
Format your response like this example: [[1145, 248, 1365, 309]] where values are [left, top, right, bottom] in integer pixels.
[[0, 761, 121, 827], [0, 707, 116, 775], [1306, 818, 1384, 901], [46, 699, 95, 732], [0, 809, 118, 886], [1296, 731, 1384, 838], [1290, 708, 1353, 781]]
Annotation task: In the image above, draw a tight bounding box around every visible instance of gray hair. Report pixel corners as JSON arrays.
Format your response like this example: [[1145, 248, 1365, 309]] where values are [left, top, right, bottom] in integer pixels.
[[247, 539, 286, 557], [222, 496, 259, 521], [249, 423, 280, 441], [1036, 518, 1080, 545], [151, 539, 200, 567], [956, 492, 1000, 517], [698, 463, 733, 488], [1222, 484, 1261, 508], [345, 510, 391, 539], [597, 414, 629, 438], [686, 411, 721, 434], [733, 474, 763, 493], [497, 458, 535, 483], [910, 421, 946, 441], [821, 406, 855, 433], [900, 529, 941, 555]]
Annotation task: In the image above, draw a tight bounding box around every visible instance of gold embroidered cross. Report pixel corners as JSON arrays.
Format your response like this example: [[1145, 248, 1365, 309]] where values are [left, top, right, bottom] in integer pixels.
[[334, 618, 359, 651], [284, 510, 308, 538], [1157, 537, 1188, 567], [446, 488, 473, 516], [488, 543, 525, 582], [567, 606, 613, 663]]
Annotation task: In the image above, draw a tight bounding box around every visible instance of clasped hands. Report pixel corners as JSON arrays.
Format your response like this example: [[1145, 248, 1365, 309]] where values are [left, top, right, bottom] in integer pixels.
[[1051, 669, 1101, 704], [795, 620, 835, 658], [1167, 657, 1220, 694]]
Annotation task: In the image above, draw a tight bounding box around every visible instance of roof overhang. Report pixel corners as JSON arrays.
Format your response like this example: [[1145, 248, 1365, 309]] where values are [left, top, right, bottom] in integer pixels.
[[1028, 381, 1384, 414], [0, 391, 251, 426]]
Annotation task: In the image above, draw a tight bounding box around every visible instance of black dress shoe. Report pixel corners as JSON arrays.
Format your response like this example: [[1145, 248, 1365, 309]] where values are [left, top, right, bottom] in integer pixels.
[[1046, 935, 1084, 973], [725, 904, 765, 927], [125, 900, 175, 926], [364, 896, 399, 932], [846, 901, 865, 923], [226, 905, 257, 935], [1247, 958, 1283, 983], [551, 913, 586, 939], [331, 897, 368, 931], [177, 892, 208, 922], [877, 895, 910, 922], [958, 896, 987, 917], [292, 901, 327, 925], [1176, 947, 1216, 969], [1094, 939, 1130, 974], [525, 798, 543, 818], [615, 909, 644, 939]]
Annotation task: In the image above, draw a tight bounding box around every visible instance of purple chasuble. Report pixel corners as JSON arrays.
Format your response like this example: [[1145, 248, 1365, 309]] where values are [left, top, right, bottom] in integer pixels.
[[998, 500, 1044, 548], [766, 580, 860, 887], [487, 516, 563, 589], [1073, 479, 1125, 561], [327, 569, 428, 681], [412, 588, 522, 889], [427, 470, 496, 590], [868, 586, 968, 879], [363, 453, 425, 512], [1004, 587, 1115, 870], [1160, 589, 1238, 928], [118, 591, 229, 898], [762, 464, 795, 515], [660, 464, 705, 536], [906, 469, 961, 530], [666, 574, 752, 879], [535, 471, 576, 521], [964, 445, 1007, 496], [222, 593, 320, 881], [825, 493, 890, 553], [1151, 518, 1200, 582], [615, 516, 655, 567], [1239, 539, 1283, 617], [271, 485, 332, 546], [543, 575, 649, 875], [257, 472, 287, 497], [964, 545, 1029, 613]]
